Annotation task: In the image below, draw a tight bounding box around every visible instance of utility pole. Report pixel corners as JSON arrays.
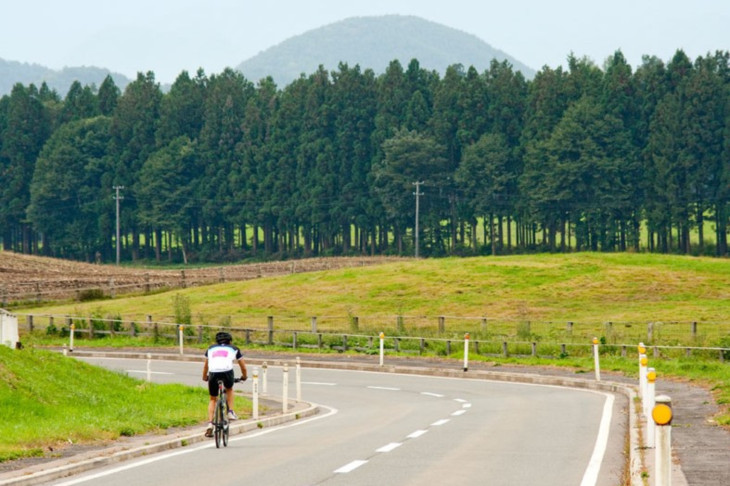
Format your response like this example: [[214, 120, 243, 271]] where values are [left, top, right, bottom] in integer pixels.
[[413, 181, 424, 258], [113, 186, 124, 265]]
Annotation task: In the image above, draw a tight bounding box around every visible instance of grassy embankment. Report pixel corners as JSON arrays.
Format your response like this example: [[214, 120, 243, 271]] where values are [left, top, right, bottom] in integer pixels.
[[10, 252, 730, 455], [0, 346, 251, 463]]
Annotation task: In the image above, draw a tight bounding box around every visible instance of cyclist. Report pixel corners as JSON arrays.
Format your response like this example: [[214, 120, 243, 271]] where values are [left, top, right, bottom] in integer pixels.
[[202, 331, 248, 437]]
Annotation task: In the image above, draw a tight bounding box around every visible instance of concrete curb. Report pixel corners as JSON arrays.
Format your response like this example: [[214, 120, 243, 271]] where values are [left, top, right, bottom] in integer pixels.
[[3, 350, 657, 485]]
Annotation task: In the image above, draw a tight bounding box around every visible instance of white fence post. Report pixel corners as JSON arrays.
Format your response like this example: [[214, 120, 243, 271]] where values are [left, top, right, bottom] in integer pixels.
[[282, 363, 289, 413], [252, 367, 259, 420], [653, 395, 673, 486], [592, 337, 601, 381], [463, 333, 470, 372]]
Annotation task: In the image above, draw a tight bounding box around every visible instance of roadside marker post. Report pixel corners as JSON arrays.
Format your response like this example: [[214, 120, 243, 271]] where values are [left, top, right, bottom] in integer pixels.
[[252, 367, 259, 420], [592, 337, 601, 381], [178, 325, 184, 355], [463, 333, 470, 372], [296, 357, 302, 402], [146, 353, 152, 382], [282, 363, 289, 413], [69, 323, 75, 352], [646, 368, 657, 448], [638, 342, 647, 398], [379, 332, 385, 367], [653, 395, 673, 486], [639, 353, 648, 401], [262, 362, 268, 396]]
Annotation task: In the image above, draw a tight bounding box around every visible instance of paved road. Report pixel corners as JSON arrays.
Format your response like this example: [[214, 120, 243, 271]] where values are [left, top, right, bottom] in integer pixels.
[[45, 358, 627, 486]]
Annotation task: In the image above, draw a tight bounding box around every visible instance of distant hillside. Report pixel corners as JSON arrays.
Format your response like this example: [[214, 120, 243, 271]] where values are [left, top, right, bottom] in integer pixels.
[[0, 58, 130, 97], [237, 15, 535, 87]]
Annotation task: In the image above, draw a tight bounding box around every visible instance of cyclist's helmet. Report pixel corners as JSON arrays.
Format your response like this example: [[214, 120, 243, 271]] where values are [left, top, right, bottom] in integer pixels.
[[215, 331, 232, 345]]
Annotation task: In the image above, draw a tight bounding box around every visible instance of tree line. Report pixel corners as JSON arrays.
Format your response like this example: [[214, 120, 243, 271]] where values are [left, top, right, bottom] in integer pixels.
[[1, 49, 728, 263]]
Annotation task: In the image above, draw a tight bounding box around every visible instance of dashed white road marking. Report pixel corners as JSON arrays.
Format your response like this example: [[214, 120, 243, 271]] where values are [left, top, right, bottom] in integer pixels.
[[462, 403, 472, 408], [454, 398, 468, 403], [376, 442, 403, 453], [367, 386, 400, 391], [335, 460, 368, 473], [431, 419, 450, 426], [407, 430, 428, 439], [301, 382, 337, 386], [451, 410, 467, 416], [421, 392, 444, 398]]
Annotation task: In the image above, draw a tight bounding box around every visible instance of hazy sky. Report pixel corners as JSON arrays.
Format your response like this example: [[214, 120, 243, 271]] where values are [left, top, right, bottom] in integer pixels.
[[1, 0, 728, 83]]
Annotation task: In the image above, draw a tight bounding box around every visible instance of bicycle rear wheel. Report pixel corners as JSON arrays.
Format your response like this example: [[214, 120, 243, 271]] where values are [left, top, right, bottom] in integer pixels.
[[223, 420, 229, 447]]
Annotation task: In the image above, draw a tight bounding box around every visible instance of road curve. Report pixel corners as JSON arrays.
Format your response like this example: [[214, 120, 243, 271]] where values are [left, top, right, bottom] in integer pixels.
[[44, 358, 627, 486]]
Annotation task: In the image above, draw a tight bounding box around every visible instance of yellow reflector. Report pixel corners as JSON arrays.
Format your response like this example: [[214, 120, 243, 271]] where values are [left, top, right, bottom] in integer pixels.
[[652, 404, 672, 425], [647, 370, 657, 382], [640, 356, 648, 366]]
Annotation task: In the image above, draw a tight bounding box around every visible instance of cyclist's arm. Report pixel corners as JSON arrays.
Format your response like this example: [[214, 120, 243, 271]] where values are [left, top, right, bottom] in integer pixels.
[[202, 358, 209, 381]]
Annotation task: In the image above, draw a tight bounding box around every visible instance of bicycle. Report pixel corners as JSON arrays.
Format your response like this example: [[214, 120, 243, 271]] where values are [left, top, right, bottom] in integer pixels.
[[212, 376, 244, 448]]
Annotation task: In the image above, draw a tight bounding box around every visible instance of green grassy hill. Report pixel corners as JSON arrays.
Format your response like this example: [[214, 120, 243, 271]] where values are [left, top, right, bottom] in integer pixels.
[[22, 253, 730, 326]]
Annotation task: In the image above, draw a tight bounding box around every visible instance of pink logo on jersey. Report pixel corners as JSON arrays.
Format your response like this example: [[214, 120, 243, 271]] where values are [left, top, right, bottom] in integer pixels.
[[212, 349, 229, 358]]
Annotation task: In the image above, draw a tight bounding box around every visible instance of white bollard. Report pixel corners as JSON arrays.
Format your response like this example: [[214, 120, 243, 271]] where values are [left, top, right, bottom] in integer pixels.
[[282, 363, 289, 413], [646, 368, 657, 448], [178, 325, 184, 355], [637, 343, 646, 398], [653, 395, 673, 486], [262, 362, 268, 396], [146, 353, 152, 382], [296, 357, 301, 402], [592, 337, 601, 381], [463, 333, 470, 372], [252, 367, 259, 420], [639, 354, 648, 402], [69, 323, 75, 352], [379, 332, 385, 367]]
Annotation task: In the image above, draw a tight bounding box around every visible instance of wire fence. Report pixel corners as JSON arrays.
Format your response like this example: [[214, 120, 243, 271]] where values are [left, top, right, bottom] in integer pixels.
[[17, 312, 730, 362]]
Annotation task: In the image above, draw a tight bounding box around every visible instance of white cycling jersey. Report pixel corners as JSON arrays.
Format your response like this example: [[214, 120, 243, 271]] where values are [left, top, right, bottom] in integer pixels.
[[205, 344, 243, 372]]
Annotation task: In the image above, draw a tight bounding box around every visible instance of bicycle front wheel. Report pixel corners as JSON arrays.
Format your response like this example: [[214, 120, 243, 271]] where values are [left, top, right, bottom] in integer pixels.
[[214, 398, 224, 448]]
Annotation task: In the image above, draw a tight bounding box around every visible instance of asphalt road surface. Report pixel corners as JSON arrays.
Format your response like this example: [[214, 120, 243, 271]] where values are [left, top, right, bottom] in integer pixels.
[[48, 358, 627, 486]]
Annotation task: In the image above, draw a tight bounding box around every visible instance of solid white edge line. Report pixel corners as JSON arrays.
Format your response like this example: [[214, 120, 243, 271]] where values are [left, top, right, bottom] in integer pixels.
[[125, 370, 174, 375], [52, 405, 339, 486], [334, 460, 368, 473], [580, 393, 615, 486]]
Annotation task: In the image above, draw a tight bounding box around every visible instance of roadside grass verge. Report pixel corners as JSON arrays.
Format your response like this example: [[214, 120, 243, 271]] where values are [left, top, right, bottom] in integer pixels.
[[0, 346, 250, 463]]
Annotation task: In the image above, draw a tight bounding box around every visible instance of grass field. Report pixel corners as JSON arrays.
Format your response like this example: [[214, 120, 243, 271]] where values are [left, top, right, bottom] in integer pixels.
[[17, 253, 730, 337]]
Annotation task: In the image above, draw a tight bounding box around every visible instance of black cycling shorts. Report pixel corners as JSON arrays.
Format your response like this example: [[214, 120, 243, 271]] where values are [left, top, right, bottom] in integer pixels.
[[208, 370, 234, 396]]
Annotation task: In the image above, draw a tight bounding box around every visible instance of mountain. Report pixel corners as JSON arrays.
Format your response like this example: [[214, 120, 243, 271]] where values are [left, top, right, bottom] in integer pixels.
[[237, 15, 535, 87], [0, 58, 130, 97]]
